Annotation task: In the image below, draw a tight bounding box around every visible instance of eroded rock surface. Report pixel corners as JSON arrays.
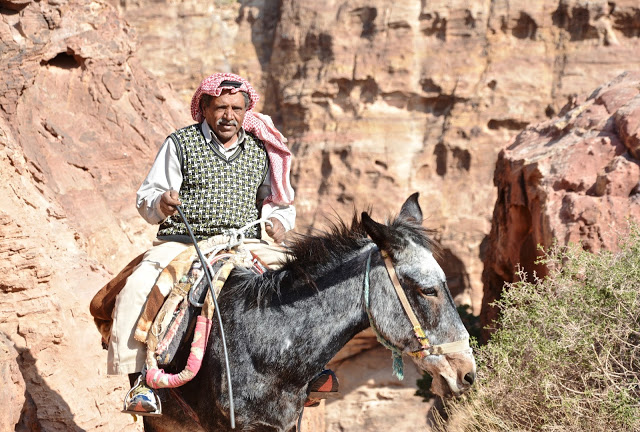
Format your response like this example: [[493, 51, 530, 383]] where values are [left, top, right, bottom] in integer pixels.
[[1, 0, 187, 430], [481, 71, 640, 339], [2, 0, 640, 430]]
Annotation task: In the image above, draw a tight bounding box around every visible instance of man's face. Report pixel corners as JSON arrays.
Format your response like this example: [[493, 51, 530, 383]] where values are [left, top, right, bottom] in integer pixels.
[[202, 90, 247, 146]]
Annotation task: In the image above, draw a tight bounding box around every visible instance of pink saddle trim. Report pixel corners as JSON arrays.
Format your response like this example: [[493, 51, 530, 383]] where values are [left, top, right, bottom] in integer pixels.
[[146, 316, 212, 389]]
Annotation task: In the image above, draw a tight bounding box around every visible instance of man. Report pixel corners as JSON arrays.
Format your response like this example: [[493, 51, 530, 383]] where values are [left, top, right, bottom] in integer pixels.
[[109, 72, 296, 414]]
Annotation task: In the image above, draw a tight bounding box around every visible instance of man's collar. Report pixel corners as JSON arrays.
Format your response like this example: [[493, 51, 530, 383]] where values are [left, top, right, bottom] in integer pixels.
[[201, 120, 246, 149]]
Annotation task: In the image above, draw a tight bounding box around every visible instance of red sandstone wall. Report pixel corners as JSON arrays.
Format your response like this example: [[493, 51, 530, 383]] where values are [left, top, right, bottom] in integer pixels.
[[1, 0, 640, 430]]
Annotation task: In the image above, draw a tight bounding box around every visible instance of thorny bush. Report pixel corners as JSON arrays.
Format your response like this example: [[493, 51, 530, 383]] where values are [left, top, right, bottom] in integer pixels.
[[431, 226, 640, 432]]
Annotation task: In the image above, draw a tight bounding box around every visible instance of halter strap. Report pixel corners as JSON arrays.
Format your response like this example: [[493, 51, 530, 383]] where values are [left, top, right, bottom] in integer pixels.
[[364, 250, 406, 379], [380, 250, 426, 341], [368, 248, 470, 361]]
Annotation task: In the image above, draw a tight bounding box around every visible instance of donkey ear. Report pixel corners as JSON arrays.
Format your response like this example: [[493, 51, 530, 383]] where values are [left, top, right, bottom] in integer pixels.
[[399, 192, 423, 223], [362, 212, 391, 250]]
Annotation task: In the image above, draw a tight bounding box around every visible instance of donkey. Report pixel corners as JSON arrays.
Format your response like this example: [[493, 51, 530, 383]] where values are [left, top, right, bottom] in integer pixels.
[[143, 193, 476, 432]]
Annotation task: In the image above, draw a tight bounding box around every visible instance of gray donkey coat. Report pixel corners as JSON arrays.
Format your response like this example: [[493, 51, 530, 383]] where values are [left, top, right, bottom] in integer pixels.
[[142, 193, 476, 432]]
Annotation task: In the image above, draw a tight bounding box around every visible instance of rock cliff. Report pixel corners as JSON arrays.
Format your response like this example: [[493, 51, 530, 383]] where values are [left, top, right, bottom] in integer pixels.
[[481, 70, 640, 340], [1, 0, 187, 430], [1, 0, 640, 430], [115, 0, 640, 314]]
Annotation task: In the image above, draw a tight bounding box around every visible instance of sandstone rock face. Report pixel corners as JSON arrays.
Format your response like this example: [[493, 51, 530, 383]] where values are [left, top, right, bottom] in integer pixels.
[[268, 0, 640, 313], [1, 0, 187, 430], [481, 71, 640, 339], [106, 0, 279, 108], [3, 0, 640, 430]]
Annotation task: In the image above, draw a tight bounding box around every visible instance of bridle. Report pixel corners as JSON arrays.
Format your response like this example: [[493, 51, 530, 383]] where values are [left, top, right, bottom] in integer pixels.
[[363, 248, 470, 378]]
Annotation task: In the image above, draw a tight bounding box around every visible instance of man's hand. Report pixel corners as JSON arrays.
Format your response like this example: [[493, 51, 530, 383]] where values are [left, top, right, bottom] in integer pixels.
[[265, 218, 286, 244], [160, 190, 182, 218]]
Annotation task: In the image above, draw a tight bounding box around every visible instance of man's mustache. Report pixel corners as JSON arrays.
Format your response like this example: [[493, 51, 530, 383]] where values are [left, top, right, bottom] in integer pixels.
[[217, 119, 238, 127]]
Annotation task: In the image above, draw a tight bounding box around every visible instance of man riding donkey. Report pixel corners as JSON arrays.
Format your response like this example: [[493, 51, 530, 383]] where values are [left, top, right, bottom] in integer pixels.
[[90, 72, 338, 416]]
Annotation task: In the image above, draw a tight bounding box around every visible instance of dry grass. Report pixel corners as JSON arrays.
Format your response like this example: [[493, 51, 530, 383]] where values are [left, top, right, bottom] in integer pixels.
[[432, 226, 640, 432]]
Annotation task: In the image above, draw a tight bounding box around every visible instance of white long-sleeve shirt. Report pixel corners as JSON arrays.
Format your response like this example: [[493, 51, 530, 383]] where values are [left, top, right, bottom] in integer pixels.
[[136, 121, 296, 237]]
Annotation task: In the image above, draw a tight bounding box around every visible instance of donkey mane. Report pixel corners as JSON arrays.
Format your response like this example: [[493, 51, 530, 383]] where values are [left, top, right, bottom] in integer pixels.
[[221, 211, 440, 307]]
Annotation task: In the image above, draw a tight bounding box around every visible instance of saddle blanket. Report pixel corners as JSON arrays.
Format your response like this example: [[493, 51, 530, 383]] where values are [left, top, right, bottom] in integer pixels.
[[89, 236, 275, 354]]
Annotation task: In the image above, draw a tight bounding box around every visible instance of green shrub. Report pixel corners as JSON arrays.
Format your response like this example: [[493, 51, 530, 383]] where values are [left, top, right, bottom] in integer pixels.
[[432, 227, 640, 432]]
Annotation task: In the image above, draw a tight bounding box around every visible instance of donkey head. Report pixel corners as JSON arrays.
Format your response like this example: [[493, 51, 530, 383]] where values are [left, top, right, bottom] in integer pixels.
[[361, 193, 476, 397]]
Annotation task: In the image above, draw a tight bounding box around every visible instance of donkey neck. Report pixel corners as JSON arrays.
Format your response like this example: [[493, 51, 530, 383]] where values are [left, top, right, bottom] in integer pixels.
[[238, 244, 374, 378]]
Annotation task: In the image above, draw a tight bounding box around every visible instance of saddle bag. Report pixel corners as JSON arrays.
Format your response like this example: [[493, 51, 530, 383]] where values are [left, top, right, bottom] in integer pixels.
[[141, 243, 267, 389], [150, 257, 229, 370]]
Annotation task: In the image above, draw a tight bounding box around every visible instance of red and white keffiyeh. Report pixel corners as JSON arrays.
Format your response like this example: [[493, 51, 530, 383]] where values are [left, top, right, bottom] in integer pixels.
[[191, 73, 294, 206]]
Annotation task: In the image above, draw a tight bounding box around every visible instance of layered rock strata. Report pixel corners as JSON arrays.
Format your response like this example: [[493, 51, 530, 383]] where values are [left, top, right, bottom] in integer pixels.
[[1, 0, 187, 430]]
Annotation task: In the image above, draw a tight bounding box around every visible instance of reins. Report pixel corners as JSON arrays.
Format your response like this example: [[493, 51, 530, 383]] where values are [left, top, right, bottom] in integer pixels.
[[364, 248, 470, 379], [176, 205, 236, 429]]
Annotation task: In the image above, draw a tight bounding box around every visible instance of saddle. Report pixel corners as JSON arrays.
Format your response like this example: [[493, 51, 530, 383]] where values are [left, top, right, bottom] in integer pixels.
[[136, 236, 267, 388], [141, 248, 252, 372], [89, 236, 267, 379]]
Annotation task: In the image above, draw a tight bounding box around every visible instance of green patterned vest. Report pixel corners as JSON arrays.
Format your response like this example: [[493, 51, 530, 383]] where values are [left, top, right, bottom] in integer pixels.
[[157, 124, 268, 239]]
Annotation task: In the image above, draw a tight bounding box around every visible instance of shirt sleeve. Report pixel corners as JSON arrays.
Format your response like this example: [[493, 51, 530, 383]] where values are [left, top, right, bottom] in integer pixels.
[[258, 165, 296, 232], [136, 136, 183, 224]]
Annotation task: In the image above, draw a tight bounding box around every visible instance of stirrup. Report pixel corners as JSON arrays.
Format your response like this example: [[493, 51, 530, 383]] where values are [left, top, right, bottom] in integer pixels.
[[122, 374, 162, 417], [305, 369, 340, 407]]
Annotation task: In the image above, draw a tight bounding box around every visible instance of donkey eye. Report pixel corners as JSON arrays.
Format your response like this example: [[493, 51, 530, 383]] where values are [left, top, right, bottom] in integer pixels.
[[421, 286, 438, 297], [401, 274, 438, 298]]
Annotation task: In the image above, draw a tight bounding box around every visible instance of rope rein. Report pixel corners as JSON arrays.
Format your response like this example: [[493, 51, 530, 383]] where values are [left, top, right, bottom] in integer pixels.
[[175, 205, 238, 429]]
